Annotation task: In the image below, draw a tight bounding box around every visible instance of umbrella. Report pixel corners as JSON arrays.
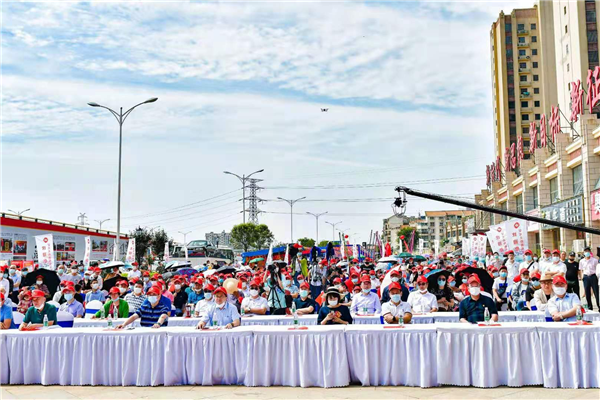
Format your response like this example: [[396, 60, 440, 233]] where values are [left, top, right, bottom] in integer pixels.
[[249, 257, 264, 264], [398, 252, 413, 258], [378, 256, 398, 263], [102, 276, 123, 292], [22, 268, 61, 296], [175, 268, 199, 279], [414, 255, 426, 262], [425, 269, 452, 291], [214, 264, 237, 274], [455, 267, 494, 294], [100, 261, 124, 269]]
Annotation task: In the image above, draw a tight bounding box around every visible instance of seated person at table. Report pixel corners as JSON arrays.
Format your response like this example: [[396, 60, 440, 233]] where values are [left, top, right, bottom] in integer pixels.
[[196, 287, 241, 329], [381, 282, 412, 324], [380, 270, 409, 304], [525, 272, 541, 309], [547, 275, 581, 322], [116, 286, 170, 329], [509, 268, 531, 311], [407, 276, 438, 314], [195, 284, 216, 317], [430, 275, 455, 312], [534, 273, 555, 313], [241, 279, 268, 315], [171, 278, 188, 316], [0, 292, 15, 329], [293, 282, 318, 315], [19, 289, 57, 330], [318, 287, 353, 325], [92, 287, 129, 319], [84, 279, 106, 303], [349, 275, 381, 314], [125, 280, 147, 313], [448, 276, 465, 303], [187, 278, 205, 305], [58, 284, 84, 318], [459, 276, 498, 324]]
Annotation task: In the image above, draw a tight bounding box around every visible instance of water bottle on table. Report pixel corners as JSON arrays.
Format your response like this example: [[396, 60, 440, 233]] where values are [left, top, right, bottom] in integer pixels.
[[43, 314, 48, 327], [100, 308, 105, 320], [107, 313, 113, 328], [292, 303, 299, 328], [576, 306, 583, 322], [484, 306, 490, 325]]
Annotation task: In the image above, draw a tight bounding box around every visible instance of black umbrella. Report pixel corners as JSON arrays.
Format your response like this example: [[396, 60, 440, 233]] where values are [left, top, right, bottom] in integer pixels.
[[456, 267, 494, 294], [214, 265, 237, 275], [326, 242, 335, 261], [21, 269, 61, 296], [102, 276, 122, 292], [425, 269, 452, 292]]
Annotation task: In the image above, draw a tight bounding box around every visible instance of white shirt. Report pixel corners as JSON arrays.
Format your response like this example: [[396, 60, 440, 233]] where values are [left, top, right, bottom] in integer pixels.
[[0, 278, 10, 296], [505, 260, 519, 282], [520, 260, 539, 273], [350, 291, 382, 314], [194, 299, 215, 316], [538, 257, 552, 274], [406, 291, 438, 313], [371, 278, 381, 289], [579, 257, 598, 276], [546, 262, 567, 275], [381, 300, 412, 323], [241, 296, 269, 313], [547, 292, 581, 322], [128, 270, 141, 280], [492, 277, 510, 299]]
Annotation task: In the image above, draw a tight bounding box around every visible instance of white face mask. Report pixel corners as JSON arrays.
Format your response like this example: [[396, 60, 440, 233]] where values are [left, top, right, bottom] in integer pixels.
[[204, 292, 212, 300], [147, 296, 158, 304], [419, 289, 427, 294], [469, 286, 481, 296], [328, 299, 338, 306], [391, 277, 400, 282], [119, 287, 126, 293], [174, 285, 181, 290], [553, 286, 566, 296], [35, 302, 45, 310], [217, 301, 226, 309], [92, 284, 99, 290], [134, 287, 142, 294], [144, 277, 149, 282], [36, 281, 43, 286], [250, 289, 259, 297]]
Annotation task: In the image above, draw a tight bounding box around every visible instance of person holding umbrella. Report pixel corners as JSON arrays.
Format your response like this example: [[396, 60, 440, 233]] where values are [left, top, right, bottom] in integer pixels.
[[429, 272, 455, 312]]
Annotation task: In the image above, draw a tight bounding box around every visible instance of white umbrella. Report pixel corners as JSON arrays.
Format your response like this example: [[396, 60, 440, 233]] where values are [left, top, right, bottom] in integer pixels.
[[99, 261, 125, 269], [380, 265, 401, 293], [203, 269, 217, 277], [378, 256, 399, 263], [336, 261, 349, 267]]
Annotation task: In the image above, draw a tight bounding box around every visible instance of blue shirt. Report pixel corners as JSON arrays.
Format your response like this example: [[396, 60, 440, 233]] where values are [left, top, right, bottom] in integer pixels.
[[0, 303, 15, 329], [459, 295, 498, 324], [547, 292, 581, 322], [135, 299, 171, 327], [201, 302, 240, 327], [85, 290, 106, 303], [59, 299, 85, 318], [187, 291, 204, 305]]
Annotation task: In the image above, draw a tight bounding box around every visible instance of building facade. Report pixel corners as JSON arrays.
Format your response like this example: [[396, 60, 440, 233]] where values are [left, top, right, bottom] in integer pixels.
[[205, 231, 232, 247], [421, 210, 475, 252]]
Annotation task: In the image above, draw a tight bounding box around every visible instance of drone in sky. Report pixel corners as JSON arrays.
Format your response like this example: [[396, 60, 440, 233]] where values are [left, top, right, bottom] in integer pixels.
[[321, 108, 329, 112]]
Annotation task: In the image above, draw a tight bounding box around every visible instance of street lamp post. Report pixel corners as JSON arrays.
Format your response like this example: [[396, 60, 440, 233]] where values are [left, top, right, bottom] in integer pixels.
[[95, 219, 110, 230], [223, 169, 264, 223], [8, 208, 30, 216], [325, 221, 342, 241], [178, 231, 192, 261], [277, 197, 306, 243], [87, 97, 157, 260], [306, 212, 328, 243]]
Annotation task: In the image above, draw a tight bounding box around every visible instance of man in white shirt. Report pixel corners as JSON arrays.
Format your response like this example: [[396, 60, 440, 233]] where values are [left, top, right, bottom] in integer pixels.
[[538, 249, 553, 274], [579, 246, 600, 311], [350, 275, 382, 314], [520, 249, 539, 273], [545, 249, 567, 277], [381, 282, 412, 324], [547, 275, 581, 322], [240, 280, 268, 315], [407, 276, 438, 314], [128, 262, 141, 280], [504, 251, 519, 283], [194, 284, 215, 317]]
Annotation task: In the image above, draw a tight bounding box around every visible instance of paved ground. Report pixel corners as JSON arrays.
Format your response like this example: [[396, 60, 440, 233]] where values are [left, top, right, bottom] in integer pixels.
[[1, 385, 599, 400]]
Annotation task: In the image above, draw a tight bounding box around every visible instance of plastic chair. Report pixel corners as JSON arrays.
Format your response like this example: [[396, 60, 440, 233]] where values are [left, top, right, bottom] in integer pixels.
[[12, 311, 24, 328], [56, 311, 74, 328], [85, 300, 103, 319], [47, 300, 60, 308], [171, 304, 176, 317]]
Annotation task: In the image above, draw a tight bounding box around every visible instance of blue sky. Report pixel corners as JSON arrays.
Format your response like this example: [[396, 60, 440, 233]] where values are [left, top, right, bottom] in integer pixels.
[[2, 0, 533, 245]]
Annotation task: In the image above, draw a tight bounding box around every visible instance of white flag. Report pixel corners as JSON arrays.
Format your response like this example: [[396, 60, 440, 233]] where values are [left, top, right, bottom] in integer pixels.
[[462, 237, 471, 258], [35, 234, 55, 270], [341, 237, 346, 260], [486, 223, 509, 255], [164, 242, 170, 263], [284, 244, 290, 265], [84, 236, 91, 269], [352, 242, 359, 259], [125, 238, 136, 263], [266, 241, 273, 265], [505, 219, 528, 257], [112, 239, 118, 261], [418, 238, 424, 254], [434, 240, 440, 257]]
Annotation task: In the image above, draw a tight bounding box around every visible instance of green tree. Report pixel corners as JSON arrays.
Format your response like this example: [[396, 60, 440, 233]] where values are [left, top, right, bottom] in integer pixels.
[[318, 240, 330, 247], [252, 224, 274, 250], [396, 227, 419, 249], [231, 223, 256, 252], [151, 228, 173, 260], [298, 237, 315, 248], [129, 227, 153, 265]]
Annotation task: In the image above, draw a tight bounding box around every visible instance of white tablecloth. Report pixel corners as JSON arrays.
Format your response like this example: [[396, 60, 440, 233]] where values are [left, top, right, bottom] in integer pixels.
[[246, 325, 349, 388], [0, 333, 8, 384], [74, 318, 138, 328], [537, 323, 600, 388], [164, 326, 253, 386], [436, 322, 543, 388], [240, 315, 291, 326], [4, 328, 168, 386], [345, 324, 437, 387]]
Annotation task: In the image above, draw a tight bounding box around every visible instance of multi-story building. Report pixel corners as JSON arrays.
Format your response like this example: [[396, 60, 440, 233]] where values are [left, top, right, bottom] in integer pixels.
[[476, 2, 600, 254], [382, 215, 413, 251], [423, 210, 475, 252], [490, 6, 558, 162], [205, 231, 232, 248]]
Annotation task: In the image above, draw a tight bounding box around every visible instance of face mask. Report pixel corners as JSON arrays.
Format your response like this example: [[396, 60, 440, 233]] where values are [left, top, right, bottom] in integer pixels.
[[500, 272, 507, 278], [64, 294, 73, 301], [282, 279, 289, 286], [119, 287, 126, 293], [438, 280, 446, 287], [493, 272, 499, 278], [328, 299, 338, 306], [84, 275, 90, 280], [58, 269, 64, 275], [111, 297, 119, 303], [134, 287, 142, 294], [462, 278, 468, 284], [450, 281, 456, 287], [204, 292, 212, 300], [534, 257, 538, 262], [174, 285, 181, 290], [250, 289, 259, 297], [218, 279, 224, 284], [299, 290, 308, 298], [79, 267, 84, 271], [391, 294, 401, 303], [22, 270, 28, 276], [585, 252, 591, 258], [362, 288, 370, 295], [552, 286, 566, 296], [9, 269, 16, 275], [352, 279, 358, 284], [144, 277, 149, 282], [521, 278, 529, 284], [217, 302, 226, 309], [35, 303, 45, 310], [469, 287, 481, 296], [92, 284, 99, 290], [391, 277, 400, 282], [532, 280, 540, 287], [3, 274, 7, 279], [552, 257, 560, 263], [525, 255, 532, 261], [147, 296, 158, 304], [36, 281, 43, 285], [494, 255, 499, 259], [419, 288, 427, 294], [297, 280, 304, 285], [133, 266, 138, 270]]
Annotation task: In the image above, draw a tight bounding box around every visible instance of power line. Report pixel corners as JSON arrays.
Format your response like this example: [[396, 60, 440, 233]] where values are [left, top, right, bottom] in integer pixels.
[[120, 201, 241, 228]]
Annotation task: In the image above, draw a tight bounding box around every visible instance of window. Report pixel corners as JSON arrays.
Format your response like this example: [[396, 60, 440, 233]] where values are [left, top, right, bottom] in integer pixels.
[[535, 100, 540, 107], [520, 75, 528, 82], [521, 88, 528, 94], [564, 6, 567, 15], [509, 101, 515, 109], [507, 36, 513, 44], [510, 127, 517, 136], [573, 164, 584, 195], [531, 186, 539, 209], [565, 25, 569, 34], [533, 61, 538, 68], [516, 194, 524, 214], [522, 114, 530, 121], [519, 49, 527, 56], [508, 62, 514, 70], [590, 51, 599, 63], [533, 75, 539, 81], [518, 23, 525, 30], [508, 88, 515, 96], [535, 113, 541, 120], [522, 127, 528, 134], [532, 49, 538, 55], [521, 101, 529, 107], [534, 88, 540, 94], [531, 23, 536, 30], [520, 62, 527, 68], [532, 36, 538, 42], [518, 36, 525, 43], [506, 23, 512, 31], [550, 177, 559, 204]]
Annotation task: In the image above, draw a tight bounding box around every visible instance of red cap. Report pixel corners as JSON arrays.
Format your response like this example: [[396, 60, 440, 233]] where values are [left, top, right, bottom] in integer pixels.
[[390, 269, 400, 276], [543, 248, 551, 254], [552, 275, 567, 285], [204, 284, 215, 292], [0, 292, 4, 301], [36, 275, 43, 280], [388, 282, 402, 291], [147, 287, 161, 296], [297, 274, 304, 279], [31, 289, 46, 298], [490, 267, 498, 273], [448, 276, 455, 282], [520, 268, 529, 275], [109, 287, 121, 295], [143, 271, 150, 277], [360, 275, 371, 283], [467, 275, 481, 285], [416, 276, 428, 284], [300, 282, 309, 290], [333, 277, 341, 284], [132, 262, 139, 266], [213, 287, 227, 297], [552, 249, 560, 255], [369, 270, 375, 275], [352, 258, 358, 263], [249, 279, 262, 288], [505, 250, 514, 255], [531, 272, 541, 280], [320, 260, 327, 265], [350, 271, 359, 278], [524, 249, 533, 256]]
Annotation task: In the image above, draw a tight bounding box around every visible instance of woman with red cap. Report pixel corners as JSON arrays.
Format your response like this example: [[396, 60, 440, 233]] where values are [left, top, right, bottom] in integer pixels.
[[32, 275, 50, 299], [92, 287, 129, 319], [19, 289, 57, 330]]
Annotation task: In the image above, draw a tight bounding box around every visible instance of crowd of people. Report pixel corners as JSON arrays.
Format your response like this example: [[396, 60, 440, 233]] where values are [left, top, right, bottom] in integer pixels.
[[0, 245, 597, 331]]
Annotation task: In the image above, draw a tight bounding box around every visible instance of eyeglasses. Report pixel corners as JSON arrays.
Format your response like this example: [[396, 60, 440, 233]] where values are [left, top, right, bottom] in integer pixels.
[[417, 283, 427, 287]]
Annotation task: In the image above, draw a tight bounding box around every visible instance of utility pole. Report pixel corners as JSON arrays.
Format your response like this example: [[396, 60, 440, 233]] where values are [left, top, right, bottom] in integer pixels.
[[247, 178, 264, 224], [325, 221, 342, 241], [306, 212, 328, 243], [223, 169, 264, 224], [95, 219, 110, 230], [277, 197, 306, 243], [8, 208, 30, 216], [77, 213, 89, 226]]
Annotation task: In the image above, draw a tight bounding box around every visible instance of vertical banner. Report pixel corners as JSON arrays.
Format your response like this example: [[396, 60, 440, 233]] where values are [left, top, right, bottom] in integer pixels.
[[462, 237, 471, 258], [505, 219, 528, 257], [341, 236, 346, 260], [284, 244, 290, 265], [164, 242, 170, 263], [475, 234, 488, 258], [352, 243, 359, 259], [485, 223, 509, 255], [399, 238, 403, 253], [83, 236, 91, 269], [125, 238, 136, 264], [418, 238, 424, 254], [266, 241, 273, 265], [35, 234, 55, 270], [434, 240, 440, 256]]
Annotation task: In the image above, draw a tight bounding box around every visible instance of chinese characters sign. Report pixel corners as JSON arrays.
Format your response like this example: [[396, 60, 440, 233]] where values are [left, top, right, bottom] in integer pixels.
[[540, 196, 584, 230], [485, 223, 509, 255], [84, 236, 91, 269], [505, 219, 528, 256], [125, 238, 136, 263], [591, 190, 600, 221], [34, 234, 55, 270]]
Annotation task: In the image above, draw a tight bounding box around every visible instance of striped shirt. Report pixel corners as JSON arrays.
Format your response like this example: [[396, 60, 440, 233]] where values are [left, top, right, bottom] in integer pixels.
[[124, 292, 147, 313], [135, 299, 170, 327]]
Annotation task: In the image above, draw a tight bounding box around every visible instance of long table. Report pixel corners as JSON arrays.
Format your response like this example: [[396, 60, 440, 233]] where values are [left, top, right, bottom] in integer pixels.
[[2, 322, 599, 388]]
